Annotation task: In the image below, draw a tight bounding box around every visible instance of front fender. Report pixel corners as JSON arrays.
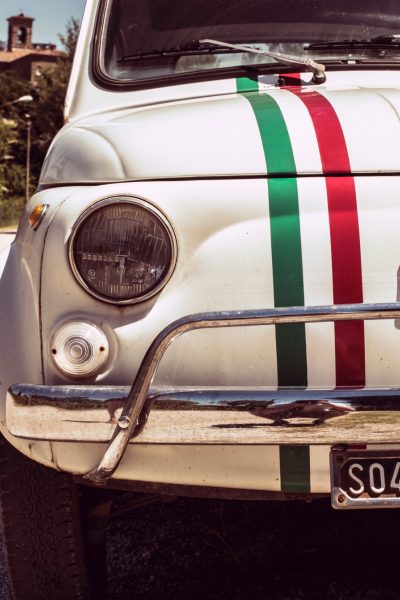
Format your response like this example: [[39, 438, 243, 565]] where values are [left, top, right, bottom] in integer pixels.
[[0, 189, 79, 466]]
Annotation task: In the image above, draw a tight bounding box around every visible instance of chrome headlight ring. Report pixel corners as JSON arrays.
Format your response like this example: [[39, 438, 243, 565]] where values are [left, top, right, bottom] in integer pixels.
[[68, 196, 177, 305]]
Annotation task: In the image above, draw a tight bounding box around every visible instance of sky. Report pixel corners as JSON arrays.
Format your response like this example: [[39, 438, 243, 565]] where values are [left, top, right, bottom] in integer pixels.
[[0, 0, 86, 48]]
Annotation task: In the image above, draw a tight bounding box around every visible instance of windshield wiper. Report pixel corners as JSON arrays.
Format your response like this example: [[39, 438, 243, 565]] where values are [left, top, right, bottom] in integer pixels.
[[119, 38, 326, 83], [306, 35, 400, 51], [200, 38, 326, 83], [119, 41, 243, 62]]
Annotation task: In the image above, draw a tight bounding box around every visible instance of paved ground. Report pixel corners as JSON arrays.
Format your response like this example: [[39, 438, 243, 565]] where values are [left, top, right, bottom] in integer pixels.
[[0, 541, 10, 600], [0, 232, 14, 600], [105, 496, 400, 600], [0, 233, 15, 253], [2, 494, 400, 600]]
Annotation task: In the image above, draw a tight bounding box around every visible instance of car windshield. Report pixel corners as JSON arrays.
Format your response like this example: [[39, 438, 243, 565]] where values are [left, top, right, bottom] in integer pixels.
[[100, 0, 400, 83]]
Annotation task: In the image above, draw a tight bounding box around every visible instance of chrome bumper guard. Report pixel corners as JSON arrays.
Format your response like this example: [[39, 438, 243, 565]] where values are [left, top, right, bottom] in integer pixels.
[[7, 303, 400, 484]]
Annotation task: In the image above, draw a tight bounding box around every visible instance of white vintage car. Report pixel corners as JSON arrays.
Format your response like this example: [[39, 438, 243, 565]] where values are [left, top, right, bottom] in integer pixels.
[[2, 0, 400, 597]]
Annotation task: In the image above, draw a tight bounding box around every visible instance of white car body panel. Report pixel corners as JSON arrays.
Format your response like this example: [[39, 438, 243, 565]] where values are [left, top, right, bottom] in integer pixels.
[[3, 0, 400, 497], [44, 86, 400, 185], [36, 179, 400, 390]]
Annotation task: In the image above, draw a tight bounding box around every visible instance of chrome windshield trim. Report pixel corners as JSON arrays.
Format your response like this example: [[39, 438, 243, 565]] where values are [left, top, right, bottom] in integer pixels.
[[85, 302, 400, 483]]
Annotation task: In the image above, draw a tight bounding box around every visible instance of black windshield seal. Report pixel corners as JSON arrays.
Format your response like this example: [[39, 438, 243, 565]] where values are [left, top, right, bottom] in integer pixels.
[[306, 36, 400, 52]]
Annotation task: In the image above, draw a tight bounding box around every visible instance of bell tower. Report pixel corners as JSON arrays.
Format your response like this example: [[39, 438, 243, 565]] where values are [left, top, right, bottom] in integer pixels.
[[7, 13, 34, 51]]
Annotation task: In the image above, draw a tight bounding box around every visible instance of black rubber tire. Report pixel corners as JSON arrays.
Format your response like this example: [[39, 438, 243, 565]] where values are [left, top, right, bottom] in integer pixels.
[[0, 434, 92, 600]]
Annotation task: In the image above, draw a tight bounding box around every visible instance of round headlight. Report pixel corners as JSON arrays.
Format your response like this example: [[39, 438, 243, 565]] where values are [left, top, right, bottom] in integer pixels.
[[69, 197, 176, 304]]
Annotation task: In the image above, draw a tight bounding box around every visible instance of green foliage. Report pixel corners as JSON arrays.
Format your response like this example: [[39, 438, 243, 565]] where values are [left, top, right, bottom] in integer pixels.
[[0, 72, 31, 112], [0, 17, 79, 227], [0, 196, 24, 227], [0, 124, 24, 225], [0, 118, 26, 226], [58, 16, 80, 58], [30, 17, 80, 175]]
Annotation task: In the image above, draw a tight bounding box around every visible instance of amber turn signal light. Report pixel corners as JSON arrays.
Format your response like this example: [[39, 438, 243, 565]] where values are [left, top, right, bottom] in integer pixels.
[[29, 204, 49, 230]]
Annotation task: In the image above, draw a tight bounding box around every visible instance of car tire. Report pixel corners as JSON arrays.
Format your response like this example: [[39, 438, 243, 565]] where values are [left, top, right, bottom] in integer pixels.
[[0, 434, 93, 600]]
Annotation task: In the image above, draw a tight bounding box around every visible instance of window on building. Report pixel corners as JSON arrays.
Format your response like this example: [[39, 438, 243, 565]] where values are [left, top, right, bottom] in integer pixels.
[[17, 27, 27, 45]]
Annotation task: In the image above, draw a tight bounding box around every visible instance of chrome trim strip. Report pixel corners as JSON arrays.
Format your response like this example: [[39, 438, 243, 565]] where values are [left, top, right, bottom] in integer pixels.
[[84, 302, 400, 483], [9, 384, 129, 408], [331, 490, 400, 509], [10, 382, 400, 412]]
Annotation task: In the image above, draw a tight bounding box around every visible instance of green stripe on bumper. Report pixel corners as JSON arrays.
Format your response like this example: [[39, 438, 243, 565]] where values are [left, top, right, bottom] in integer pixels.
[[280, 445, 311, 493]]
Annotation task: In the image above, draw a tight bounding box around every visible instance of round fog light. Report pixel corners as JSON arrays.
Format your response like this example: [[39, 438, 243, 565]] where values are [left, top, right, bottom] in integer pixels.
[[51, 322, 109, 377]]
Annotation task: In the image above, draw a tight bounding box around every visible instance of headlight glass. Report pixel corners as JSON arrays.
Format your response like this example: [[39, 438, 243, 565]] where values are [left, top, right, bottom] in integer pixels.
[[69, 198, 176, 304]]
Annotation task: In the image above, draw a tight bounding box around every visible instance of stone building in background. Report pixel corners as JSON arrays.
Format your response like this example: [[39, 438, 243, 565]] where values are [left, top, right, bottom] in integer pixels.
[[0, 13, 61, 82]]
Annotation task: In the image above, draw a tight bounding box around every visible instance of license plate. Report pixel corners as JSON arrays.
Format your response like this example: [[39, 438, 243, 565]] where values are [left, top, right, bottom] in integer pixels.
[[330, 447, 400, 509]]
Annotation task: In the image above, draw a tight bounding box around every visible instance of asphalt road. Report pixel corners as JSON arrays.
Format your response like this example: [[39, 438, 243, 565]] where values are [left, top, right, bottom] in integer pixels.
[[0, 233, 14, 600], [0, 541, 10, 600], [0, 234, 14, 253], [2, 494, 400, 600], [105, 495, 400, 600]]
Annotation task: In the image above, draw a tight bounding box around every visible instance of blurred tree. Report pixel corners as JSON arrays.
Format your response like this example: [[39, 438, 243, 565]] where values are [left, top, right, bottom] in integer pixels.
[[30, 17, 80, 183], [0, 17, 79, 225], [0, 119, 17, 194], [0, 73, 32, 224], [0, 118, 25, 225], [0, 72, 31, 113], [0, 71, 32, 186]]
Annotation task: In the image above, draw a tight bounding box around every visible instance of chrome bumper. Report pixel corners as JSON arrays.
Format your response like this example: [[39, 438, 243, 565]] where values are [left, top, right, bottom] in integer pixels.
[[8, 382, 400, 442], [7, 303, 400, 484]]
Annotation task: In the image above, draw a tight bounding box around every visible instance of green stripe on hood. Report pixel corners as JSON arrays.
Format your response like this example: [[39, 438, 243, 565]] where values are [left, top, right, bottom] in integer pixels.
[[237, 83, 307, 387], [236, 77, 259, 93]]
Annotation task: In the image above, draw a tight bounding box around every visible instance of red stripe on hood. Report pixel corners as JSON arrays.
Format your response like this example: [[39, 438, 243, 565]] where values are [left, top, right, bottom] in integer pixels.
[[288, 89, 365, 387], [279, 73, 302, 86]]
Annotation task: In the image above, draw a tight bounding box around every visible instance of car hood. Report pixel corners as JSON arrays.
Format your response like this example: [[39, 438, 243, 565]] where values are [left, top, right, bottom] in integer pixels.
[[40, 85, 400, 185]]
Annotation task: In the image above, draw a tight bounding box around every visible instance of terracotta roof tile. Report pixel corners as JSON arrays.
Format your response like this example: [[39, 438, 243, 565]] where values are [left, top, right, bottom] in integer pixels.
[[0, 49, 62, 63]]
